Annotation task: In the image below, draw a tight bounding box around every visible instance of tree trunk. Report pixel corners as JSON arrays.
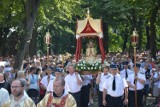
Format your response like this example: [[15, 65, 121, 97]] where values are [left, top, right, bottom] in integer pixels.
[[137, 17, 143, 50], [150, 1, 160, 59], [1, 27, 10, 56], [103, 21, 109, 54], [29, 28, 38, 58], [122, 29, 129, 52], [14, 0, 40, 70], [0, 27, 3, 55], [146, 22, 150, 50], [130, 9, 137, 32], [5, 32, 19, 56], [128, 9, 137, 55]]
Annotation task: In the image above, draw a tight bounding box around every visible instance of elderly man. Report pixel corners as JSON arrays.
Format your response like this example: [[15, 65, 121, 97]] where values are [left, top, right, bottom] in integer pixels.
[[2, 79, 36, 107], [37, 77, 76, 107]]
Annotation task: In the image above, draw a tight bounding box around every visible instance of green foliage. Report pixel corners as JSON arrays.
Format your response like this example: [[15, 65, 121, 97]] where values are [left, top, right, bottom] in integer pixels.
[[0, 0, 160, 57], [156, 25, 160, 50], [85, 0, 160, 53], [35, 0, 83, 54], [108, 28, 123, 52], [0, 0, 24, 27]]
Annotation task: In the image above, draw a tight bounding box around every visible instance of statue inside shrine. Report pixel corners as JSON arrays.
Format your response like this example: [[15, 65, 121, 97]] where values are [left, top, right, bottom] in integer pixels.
[[86, 40, 97, 63]]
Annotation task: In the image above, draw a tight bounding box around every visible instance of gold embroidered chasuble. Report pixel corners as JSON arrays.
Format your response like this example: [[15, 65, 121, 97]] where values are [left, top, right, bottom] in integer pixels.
[[37, 93, 77, 107]]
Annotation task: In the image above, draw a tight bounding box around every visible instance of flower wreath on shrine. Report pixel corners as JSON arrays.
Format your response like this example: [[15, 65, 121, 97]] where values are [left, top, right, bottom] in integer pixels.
[[76, 59, 102, 71]]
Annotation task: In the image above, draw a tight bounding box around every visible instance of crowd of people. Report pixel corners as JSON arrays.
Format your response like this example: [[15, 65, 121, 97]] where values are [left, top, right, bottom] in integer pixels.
[[0, 50, 159, 107]]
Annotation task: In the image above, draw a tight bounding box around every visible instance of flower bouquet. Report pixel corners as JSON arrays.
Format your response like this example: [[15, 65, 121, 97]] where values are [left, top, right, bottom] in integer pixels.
[[76, 59, 102, 74]]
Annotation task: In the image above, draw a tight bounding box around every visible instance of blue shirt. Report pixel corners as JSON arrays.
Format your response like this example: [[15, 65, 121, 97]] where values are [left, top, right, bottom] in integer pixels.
[[26, 74, 39, 91]]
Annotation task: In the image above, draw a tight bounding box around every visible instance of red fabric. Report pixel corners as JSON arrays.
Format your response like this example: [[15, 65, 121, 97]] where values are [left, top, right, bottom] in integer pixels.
[[150, 62, 155, 68], [78, 38, 82, 61], [77, 38, 80, 62], [75, 39, 79, 62], [98, 37, 105, 63], [75, 38, 82, 62], [81, 21, 97, 33], [39, 83, 45, 95], [77, 39, 80, 62]]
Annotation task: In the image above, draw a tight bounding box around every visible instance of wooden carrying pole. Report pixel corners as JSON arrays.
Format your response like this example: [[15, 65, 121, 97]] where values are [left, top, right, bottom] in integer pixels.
[[47, 44, 49, 64], [131, 28, 138, 107], [134, 47, 137, 107]]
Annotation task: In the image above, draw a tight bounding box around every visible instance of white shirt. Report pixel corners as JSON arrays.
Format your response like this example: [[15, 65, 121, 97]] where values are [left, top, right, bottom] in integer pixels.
[[65, 73, 82, 93], [127, 71, 146, 90], [153, 71, 160, 85], [128, 61, 134, 68], [0, 61, 7, 66], [140, 68, 146, 73], [103, 74, 128, 97], [47, 79, 54, 92], [0, 88, 10, 106], [158, 81, 160, 88], [81, 75, 92, 86], [99, 73, 111, 91], [120, 69, 133, 79], [40, 75, 55, 88]]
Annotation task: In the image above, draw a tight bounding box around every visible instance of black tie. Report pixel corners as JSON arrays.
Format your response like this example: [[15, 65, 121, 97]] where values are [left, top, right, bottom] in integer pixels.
[[125, 69, 128, 79], [134, 73, 137, 84], [112, 76, 116, 91], [47, 75, 50, 84]]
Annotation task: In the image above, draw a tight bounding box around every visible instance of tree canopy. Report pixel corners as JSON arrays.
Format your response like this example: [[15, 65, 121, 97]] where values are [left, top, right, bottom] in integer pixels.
[[0, 0, 160, 69]]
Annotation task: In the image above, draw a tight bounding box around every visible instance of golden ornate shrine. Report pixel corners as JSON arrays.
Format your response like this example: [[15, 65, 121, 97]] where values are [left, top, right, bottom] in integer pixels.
[[75, 9, 105, 74]]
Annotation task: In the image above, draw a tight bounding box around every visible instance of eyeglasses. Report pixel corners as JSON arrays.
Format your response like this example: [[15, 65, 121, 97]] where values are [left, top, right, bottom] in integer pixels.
[[11, 86, 21, 88]]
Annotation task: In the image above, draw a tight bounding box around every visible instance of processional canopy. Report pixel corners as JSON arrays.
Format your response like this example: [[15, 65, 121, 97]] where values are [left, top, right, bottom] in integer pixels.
[[76, 8, 103, 38], [75, 9, 105, 74]]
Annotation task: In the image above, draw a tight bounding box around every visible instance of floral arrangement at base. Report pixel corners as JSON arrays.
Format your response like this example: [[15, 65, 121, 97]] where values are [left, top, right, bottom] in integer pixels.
[[76, 59, 102, 72]]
